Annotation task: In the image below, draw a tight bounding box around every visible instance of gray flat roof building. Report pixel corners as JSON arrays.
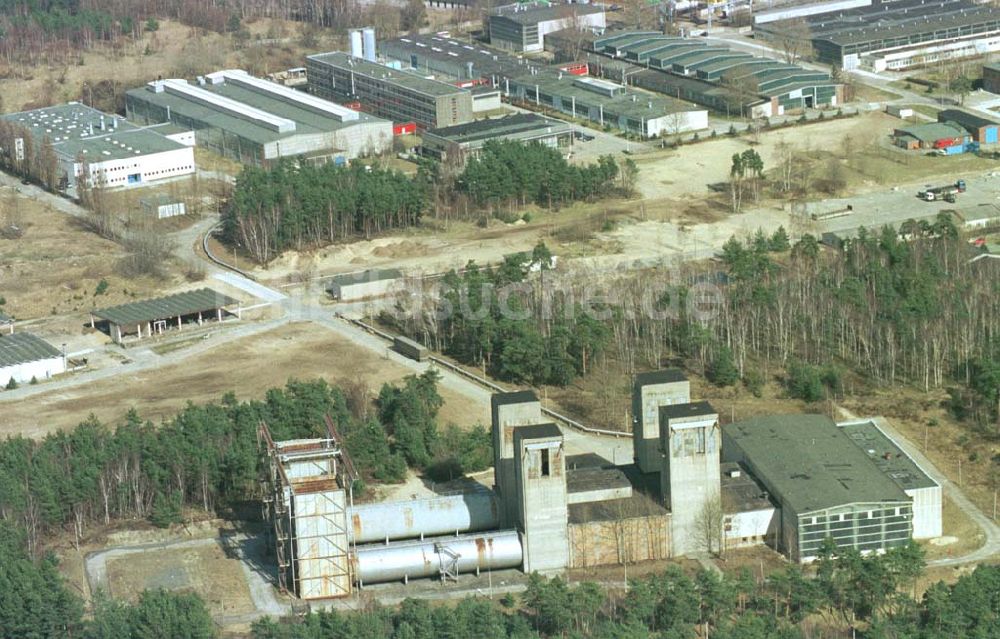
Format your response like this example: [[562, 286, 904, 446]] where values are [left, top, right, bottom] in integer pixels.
[[506, 69, 708, 137], [489, 1, 606, 53], [380, 35, 543, 83], [307, 52, 475, 129], [723, 414, 913, 561], [126, 69, 393, 166], [1, 103, 195, 189], [755, 0, 1000, 71], [421, 113, 573, 163]]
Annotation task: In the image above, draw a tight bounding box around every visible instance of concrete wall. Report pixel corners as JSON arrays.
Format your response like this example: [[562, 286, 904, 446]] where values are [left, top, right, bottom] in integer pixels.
[[516, 435, 569, 573], [0, 356, 65, 386], [292, 488, 351, 599], [492, 396, 542, 527], [908, 485, 943, 539], [632, 379, 690, 474], [724, 507, 777, 550], [330, 277, 400, 302], [568, 513, 670, 568], [661, 410, 721, 556], [261, 121, 393, 161], [644, 110, 709, 137]]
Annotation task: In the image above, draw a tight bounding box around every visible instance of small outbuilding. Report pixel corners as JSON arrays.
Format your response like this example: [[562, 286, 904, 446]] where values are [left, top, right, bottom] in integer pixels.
[[0, 332, 65, 387], [91, 287, 240, 344], [326, 268, 403, 302], [0, 312, 13, 335], [892, 122, 971, 153], [937, 109, 1000, 145]]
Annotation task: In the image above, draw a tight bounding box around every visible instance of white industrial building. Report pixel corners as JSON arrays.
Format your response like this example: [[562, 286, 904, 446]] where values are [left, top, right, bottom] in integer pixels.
[[0, 332, 65, 386], [0, 103, 195, 190], [126, 69, 393, 166]]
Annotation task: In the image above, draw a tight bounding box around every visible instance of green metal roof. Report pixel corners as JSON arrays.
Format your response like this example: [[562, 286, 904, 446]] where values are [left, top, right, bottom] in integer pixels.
[[424, 113, 572, 147], [896, 122, 968, 143], [839, 420, 937, 491], [0, 332, 61, 367], [724, 414, 910, 515], [92, 288, 238, 326], [326, 268, 403, 287]]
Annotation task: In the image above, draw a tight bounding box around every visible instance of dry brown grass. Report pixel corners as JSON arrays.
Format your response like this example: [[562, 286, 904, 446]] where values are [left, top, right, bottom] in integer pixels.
[[0, 322, 488, 439]]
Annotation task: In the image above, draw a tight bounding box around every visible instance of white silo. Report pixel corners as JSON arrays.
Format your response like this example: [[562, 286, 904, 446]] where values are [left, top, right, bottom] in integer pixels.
[[362, 27, 376, 62]]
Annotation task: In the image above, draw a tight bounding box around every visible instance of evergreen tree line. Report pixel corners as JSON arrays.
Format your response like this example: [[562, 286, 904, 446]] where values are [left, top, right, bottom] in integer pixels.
[[457, 139, 624, 210], [0, 517, 216, 639], [251, 543, 1000, 639], [387, 247, 612, 387], [221, 161, 430, 265], [0, 374, 490, 556]]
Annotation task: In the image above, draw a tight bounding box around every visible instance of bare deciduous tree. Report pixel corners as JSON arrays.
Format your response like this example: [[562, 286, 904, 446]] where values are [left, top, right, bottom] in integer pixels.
[[776, 18, 815, 65], [694, 494, 725, 558]]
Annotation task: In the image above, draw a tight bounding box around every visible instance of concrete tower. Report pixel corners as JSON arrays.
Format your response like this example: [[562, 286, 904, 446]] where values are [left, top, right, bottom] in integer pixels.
[[632, 369, 690, 474], [659, 401, 720, 556], [513, 423, 569, 574], [491, 391, 543, 526]]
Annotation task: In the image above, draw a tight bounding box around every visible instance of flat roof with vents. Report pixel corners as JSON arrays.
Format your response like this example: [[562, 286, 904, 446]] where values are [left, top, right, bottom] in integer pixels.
[[839, 420, 937, 491], [92, 288, 239, 327], [0, 332, 61, 368], [0, 103, 188, 164]]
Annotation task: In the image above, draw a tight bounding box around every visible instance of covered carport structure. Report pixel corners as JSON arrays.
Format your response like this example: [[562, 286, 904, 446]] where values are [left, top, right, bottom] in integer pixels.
[[91, 288, 241, 344]]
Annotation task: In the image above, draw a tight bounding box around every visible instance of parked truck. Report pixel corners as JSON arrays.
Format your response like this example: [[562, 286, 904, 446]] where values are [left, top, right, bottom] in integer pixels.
[[918, 179, 966, 202], [393, 336, 429, 362]]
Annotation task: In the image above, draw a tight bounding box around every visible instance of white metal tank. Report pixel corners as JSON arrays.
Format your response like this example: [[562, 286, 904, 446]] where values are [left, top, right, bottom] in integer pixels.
[[349, 492, 500, 544], [362, 27, 376, 62], [349, 29, 364, 59], [353, 530, 522, 585]]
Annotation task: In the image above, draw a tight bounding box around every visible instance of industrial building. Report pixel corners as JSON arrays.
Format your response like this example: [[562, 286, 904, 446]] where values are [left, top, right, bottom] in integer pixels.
[[591, 31, 843, 117], [326, 268, 403, 302], [0, 312, 13, 335], [752, 0, 872, 25], [755, 0, 1000, 72], [380, 34, 545, 85], [506, 70, 708, 137], [125, 69, 392, 167], [258, 367, 942, 599], [937, 109, 1000, 145], [723, 415, 916, 562], [488, 1, 606, 53], [0, 332, 65, 387], [0, 103, 195, 190], [306, 52, 475, 130], [892, 121, 971, 153], [839, 419, 942, 539], [421, 113, 574, 164], [90, 288, 240, 345], [984, 62, 1000, 94]]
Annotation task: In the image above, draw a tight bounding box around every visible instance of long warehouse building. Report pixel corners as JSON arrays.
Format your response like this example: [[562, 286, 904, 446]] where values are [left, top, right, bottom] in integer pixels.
[[126, 69, 393, 166], [307, 52, 475, 129], [755, 0, 1000, 71], [506, 70, 708, 137]]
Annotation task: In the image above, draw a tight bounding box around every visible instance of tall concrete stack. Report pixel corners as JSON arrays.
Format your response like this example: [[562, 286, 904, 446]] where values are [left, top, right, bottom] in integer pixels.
[[513, 423, 569, 573], [659, 401, 721, 556], [632, 369, 690, 474], [491, 391, 543, 526]]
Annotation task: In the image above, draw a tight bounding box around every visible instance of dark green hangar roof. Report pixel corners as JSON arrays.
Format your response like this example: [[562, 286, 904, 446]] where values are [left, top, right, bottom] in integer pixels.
[[92, 288, 239, 326], [723, 414, 910, 515], [0, 332, 61, 367]]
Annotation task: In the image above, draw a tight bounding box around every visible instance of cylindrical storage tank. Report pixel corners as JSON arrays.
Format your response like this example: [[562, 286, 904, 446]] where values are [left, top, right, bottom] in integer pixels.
[[349, 492, 500, 544], [362, 27, 376, 62], [354, 530, 522, 585], [349, 29, 364, 59]]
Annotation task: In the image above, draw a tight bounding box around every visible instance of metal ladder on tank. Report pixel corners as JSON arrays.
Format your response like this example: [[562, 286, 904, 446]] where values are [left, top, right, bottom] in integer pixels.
[[435, 542, 461, 583]]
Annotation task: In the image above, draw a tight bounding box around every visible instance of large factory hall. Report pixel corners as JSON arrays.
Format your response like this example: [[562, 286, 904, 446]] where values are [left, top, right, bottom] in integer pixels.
[[261, 370, 942, 600]]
